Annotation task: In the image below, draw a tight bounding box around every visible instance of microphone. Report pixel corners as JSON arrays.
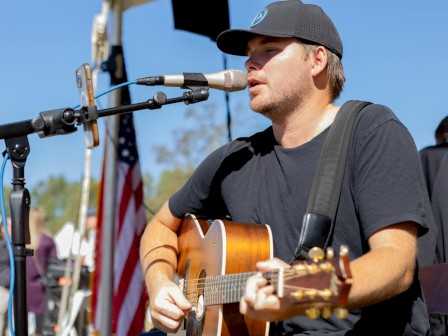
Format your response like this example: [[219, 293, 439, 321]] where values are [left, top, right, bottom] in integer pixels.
[[136, 69, 247, 92]]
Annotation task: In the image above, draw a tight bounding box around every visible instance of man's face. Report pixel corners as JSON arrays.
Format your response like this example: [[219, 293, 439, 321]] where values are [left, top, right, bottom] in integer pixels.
[[244, 36, 314, 123], [86, 215, 97, 230]]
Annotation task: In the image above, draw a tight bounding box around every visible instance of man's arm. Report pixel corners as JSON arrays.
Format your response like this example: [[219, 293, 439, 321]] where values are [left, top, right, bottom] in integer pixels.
[[240, 221, 418, 321], [346, 221, 418, 307], [139, 200, 192, 333]]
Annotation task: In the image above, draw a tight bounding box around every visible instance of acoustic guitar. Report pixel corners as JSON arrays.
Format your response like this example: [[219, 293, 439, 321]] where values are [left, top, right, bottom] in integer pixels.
[[170, 214, 352, 336]]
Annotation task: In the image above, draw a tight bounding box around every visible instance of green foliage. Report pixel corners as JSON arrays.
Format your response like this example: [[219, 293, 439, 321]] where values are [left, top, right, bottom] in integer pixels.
[[145, 169, 193, 222], [31, 176, 99, 234], [152, 102, 229, 171]]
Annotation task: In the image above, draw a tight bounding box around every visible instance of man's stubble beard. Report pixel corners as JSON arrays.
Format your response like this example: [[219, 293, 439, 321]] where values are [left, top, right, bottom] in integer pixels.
[[250, 81, 310, 124]]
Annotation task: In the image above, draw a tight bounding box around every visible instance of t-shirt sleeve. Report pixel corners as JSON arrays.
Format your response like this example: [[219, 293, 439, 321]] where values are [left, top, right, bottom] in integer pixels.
[[351, 104, 430, 239]]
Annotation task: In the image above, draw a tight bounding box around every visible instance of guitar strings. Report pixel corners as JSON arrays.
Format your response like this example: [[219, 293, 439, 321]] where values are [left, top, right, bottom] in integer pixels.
[[179, 267, 335, 305], [181, 272, 256, 305]]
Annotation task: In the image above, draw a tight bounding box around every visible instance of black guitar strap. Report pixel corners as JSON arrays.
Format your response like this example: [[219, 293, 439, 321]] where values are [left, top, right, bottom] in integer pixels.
[[294, 100, 372, 261]]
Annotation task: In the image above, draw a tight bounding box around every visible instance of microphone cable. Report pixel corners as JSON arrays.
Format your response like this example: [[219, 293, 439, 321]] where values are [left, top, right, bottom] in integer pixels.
[[72, 80, 137, 110]]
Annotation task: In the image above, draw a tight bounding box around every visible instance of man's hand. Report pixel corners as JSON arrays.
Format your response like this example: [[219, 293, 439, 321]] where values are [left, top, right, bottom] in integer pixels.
[[240, 258, 306, 321], [148, 277, 192, 333], [140, 201, 189, 332]]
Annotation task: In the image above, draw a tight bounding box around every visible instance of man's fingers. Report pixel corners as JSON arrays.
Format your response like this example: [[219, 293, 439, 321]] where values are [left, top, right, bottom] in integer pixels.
[[240, 296, 249, 314], [256, 258, 290, 271], [172, 292, 193, 312], [149, 284, 192, 333]]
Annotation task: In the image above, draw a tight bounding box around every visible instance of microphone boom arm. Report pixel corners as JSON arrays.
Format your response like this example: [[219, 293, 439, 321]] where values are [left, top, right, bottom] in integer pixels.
[[0, 87, 209, 141]]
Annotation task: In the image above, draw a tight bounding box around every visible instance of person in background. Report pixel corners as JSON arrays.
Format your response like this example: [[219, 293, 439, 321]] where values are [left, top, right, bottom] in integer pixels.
[[419, 116, 448, 336], [0, 216, 11, 336], [420, 116, 448, 199], [139, 1, 434, 335], [419, 116, 448, 264], [83, 207, 97, 272], [26, 208, 57, 336]]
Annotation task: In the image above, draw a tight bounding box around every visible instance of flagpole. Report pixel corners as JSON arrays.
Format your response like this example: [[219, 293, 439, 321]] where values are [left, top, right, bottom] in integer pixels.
[[99, 0, 123, 334]]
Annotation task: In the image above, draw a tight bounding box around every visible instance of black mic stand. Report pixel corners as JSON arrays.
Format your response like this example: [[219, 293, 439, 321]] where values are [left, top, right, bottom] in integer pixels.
[[0, 86, 209, 336], [5, 135, 31, 336]]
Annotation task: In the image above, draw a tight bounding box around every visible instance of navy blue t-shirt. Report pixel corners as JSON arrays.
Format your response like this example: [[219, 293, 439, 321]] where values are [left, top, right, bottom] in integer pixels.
[[169, 103, 432, 335]]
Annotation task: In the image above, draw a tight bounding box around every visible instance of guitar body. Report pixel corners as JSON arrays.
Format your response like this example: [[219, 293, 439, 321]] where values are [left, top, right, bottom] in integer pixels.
[[174, 214, 272, 336], [169, 215, 352, 335]]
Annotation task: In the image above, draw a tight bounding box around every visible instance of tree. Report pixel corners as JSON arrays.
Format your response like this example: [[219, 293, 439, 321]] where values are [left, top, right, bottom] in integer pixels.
[[152, 102, 229, 171], [31, 175, 99, 234]]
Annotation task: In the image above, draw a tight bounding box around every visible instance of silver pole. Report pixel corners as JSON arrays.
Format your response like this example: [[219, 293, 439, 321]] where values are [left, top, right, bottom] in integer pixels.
[[100, 0, 123, 335]]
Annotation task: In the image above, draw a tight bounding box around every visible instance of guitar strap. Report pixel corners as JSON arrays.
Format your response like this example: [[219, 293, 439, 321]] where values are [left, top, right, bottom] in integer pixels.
[[294, 100, 372, 261]]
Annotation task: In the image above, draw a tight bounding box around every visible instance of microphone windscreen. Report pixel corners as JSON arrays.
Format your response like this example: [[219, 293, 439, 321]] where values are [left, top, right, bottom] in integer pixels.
[[225, 70, 247, 92]]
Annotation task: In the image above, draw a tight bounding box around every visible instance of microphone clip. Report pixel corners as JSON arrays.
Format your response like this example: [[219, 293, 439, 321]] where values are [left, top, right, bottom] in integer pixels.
[[77, 105, 99, 125], [31, 104, 99, 139], [33, 108, 79, 138], [182, 86, 210, 105]]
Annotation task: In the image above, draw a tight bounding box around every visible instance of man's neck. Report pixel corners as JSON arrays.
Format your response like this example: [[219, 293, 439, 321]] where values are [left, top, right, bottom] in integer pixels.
[[273, 102, 339, 148]]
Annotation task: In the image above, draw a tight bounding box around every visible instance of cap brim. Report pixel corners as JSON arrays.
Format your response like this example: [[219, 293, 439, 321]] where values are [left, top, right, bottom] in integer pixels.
[[217, 29, 255, 56], [217, 29, 297, 56]]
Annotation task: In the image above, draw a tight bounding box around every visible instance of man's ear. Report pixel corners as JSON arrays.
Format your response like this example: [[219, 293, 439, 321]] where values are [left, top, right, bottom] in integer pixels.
[[311, 46, 328, 77]]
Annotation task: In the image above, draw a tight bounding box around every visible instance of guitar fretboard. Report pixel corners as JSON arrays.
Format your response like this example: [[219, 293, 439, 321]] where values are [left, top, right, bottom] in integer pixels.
[[203, 272, 256, 305]]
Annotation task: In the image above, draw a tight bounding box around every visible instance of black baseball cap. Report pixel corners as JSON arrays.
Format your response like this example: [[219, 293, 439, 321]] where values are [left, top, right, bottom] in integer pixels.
[[217, 0, 343, 59]]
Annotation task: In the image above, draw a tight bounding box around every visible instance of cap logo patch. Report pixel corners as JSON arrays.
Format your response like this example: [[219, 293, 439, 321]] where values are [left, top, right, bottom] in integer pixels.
[[251, 8, 268, 28]]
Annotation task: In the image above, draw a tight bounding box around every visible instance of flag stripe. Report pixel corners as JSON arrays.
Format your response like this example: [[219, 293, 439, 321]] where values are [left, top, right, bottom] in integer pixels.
[[114, 235, 141, 325], [118, 275, 146, 335], [129, 287, 147, 336], [118, 166, 133, 236]]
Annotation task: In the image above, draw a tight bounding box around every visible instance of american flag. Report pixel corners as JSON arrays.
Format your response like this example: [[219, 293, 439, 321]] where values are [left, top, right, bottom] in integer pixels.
[[91, 111, 147, 335]]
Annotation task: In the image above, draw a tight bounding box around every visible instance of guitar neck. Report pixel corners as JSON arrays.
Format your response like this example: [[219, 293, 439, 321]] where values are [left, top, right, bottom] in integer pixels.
[[185, 271, 256, 306]]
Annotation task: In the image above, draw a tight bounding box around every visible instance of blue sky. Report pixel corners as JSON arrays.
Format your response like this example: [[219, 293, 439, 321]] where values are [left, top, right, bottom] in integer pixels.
[[1, 0, 448, 191]]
